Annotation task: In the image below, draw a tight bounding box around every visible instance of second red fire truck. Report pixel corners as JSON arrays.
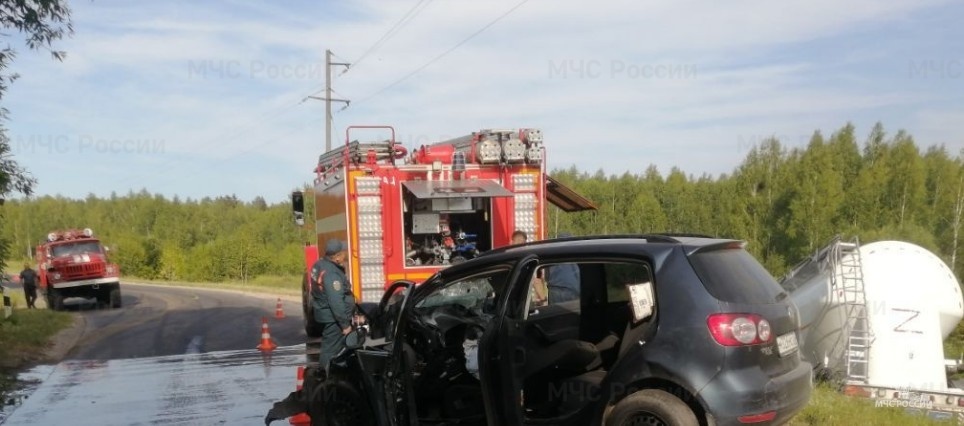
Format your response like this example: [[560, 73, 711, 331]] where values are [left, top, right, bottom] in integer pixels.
[[35, 228, 122, 310]]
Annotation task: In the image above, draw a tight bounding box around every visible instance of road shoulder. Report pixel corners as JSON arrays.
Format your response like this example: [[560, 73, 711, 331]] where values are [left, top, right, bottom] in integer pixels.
[[42, 314, 86, 363], [123, 280, 301, 303]]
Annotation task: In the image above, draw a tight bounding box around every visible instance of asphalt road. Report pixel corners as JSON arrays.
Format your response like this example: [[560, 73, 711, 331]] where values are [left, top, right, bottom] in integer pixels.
[[62, 283, 306, 360], [1, 283, 312, 425]]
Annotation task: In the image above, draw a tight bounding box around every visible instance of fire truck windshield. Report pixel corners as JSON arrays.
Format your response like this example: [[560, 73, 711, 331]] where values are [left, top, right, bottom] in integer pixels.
[[51, 241, 103, 257]]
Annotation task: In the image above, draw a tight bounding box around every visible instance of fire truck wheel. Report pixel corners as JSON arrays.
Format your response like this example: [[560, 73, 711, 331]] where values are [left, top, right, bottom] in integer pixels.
[[48, 289, 64, 311], [110, 286, 122, 308]]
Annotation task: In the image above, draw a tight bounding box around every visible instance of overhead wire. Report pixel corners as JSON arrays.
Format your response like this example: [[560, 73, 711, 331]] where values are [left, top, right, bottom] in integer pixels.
[[346, 0, 434, 74], [113, 97, 312, 184], [142, 116, 326, 190], [346, 0, 532, 109], [117, 0, 527, 189]]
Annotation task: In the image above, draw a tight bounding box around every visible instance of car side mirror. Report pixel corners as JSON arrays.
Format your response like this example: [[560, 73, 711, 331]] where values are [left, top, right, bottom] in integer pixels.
[[345, 326, 368, 350]]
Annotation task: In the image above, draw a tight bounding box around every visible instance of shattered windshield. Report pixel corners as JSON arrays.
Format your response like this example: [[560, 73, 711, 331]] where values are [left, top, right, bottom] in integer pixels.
[[415, 270, 507, 312]]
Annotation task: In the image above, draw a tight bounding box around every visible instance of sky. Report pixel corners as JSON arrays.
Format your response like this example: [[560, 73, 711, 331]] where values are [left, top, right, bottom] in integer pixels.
[[3, 0, 963, 203]]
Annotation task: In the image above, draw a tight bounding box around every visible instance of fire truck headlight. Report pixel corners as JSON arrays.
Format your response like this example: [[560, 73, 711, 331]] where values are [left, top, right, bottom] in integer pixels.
[[503, 139, 526, 163], [106, 265, 115, 275], [52, 272, 61, 280], [525, 141, 543, 164], [477, 139, 501, 163]]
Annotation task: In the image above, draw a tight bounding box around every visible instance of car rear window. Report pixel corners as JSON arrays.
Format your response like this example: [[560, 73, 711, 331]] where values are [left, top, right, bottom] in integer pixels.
[[689, 248, 786, 304]]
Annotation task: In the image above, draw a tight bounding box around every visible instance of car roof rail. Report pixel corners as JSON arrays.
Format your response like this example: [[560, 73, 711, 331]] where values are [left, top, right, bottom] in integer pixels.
[[647, 232, 716, 239], [480, 234, 689, 258]]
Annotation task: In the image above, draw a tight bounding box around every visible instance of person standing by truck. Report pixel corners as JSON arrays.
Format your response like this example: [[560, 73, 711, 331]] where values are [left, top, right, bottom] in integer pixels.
[[19, 263, 39, 309], [310, 239, 357, 371]]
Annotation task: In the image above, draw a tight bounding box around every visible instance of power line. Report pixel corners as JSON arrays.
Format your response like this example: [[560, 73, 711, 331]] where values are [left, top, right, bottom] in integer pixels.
[[114, 98, 309, 184], [350, 0, 531, 108], [140, 116, 325, 189], [348, 0, 433, 73]]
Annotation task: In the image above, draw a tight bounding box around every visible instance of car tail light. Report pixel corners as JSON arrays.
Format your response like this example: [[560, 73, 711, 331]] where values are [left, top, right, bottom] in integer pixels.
[[707, 313, 773, 346], [757, 318, 771, 341]]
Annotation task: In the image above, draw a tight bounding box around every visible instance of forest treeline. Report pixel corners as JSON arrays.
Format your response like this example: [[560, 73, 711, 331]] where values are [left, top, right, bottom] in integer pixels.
[[1, 122, 963, 282]]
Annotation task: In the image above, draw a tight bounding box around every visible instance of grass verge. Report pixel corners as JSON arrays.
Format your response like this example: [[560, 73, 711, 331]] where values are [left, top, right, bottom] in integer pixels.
[[789, 383, 954, 425], [0, 293, 73, 365], [0, 292, 73, 400], [124, 274, 302, 297]]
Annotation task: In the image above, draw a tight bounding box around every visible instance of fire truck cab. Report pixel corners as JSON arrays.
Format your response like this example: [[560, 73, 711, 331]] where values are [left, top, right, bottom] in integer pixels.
[[35, 228, 121, 310], [293, 126, 595, 336]]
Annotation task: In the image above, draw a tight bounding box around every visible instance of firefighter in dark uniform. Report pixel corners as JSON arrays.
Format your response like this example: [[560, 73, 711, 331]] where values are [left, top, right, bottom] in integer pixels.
[[310, 239, 357, 371], [19, 263, 39, 309]]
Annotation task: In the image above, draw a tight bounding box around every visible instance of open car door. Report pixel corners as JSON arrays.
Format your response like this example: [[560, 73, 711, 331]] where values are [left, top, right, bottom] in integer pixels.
[[354, 281, 414, 426], [479, 255, 540, 425]]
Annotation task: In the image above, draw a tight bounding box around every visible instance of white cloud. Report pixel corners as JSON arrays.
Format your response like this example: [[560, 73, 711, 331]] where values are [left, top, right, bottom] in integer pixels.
[[2, 0, 960, 200]]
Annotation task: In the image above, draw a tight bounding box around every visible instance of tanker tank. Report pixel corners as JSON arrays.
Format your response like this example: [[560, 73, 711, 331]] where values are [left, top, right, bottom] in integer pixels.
[[781, 239, 963, 391]]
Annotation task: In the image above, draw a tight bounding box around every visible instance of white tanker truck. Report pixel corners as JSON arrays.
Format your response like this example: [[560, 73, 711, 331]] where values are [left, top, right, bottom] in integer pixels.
[[782, 237, 964, 420]]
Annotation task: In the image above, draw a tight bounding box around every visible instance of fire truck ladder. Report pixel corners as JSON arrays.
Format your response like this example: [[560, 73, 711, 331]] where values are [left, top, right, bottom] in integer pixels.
[[830, 237, 871, 384], [317, 140, 398, 171]]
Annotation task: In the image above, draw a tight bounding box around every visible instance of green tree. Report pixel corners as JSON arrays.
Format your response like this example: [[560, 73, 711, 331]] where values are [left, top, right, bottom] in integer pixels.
[[0, 0, 73, 269]]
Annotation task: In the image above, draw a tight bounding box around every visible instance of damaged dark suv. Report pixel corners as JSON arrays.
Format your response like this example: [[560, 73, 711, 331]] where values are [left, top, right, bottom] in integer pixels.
[[308, 235, 812, 426]]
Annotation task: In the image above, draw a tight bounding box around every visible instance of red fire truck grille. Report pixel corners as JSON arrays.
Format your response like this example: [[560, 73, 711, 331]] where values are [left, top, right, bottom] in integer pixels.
[[61, 263, 106, 280]]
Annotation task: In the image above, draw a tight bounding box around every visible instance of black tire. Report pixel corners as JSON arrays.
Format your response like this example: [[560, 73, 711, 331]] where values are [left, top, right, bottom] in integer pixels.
[[95, 287, 110, 309], [310, 379, 373, 426], [49, 289, 64, 311], [304, 274, 323, 338], [607, 389, 699, 426], [110, 285, 122, 308]]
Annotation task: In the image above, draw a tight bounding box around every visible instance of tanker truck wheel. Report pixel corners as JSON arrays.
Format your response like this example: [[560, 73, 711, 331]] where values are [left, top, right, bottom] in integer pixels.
[[110, 285, 122, 309]]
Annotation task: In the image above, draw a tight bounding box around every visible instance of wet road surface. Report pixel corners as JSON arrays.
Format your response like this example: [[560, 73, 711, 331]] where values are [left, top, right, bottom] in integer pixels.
[[3, 346, 306, 425], [65, 283, 306, 360], [1, 283, 310, 425]]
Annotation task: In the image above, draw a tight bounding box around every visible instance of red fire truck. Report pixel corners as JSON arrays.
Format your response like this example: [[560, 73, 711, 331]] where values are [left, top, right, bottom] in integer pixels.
[[292, 126, 595, 336], [35, 228, 121, 310]]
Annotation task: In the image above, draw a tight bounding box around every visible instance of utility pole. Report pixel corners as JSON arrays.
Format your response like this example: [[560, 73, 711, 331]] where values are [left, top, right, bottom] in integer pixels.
[[307, 50, 350, 152]]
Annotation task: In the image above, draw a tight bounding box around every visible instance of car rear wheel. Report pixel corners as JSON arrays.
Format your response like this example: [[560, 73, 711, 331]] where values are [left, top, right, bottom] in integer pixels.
[[607, 389, 698, 426]]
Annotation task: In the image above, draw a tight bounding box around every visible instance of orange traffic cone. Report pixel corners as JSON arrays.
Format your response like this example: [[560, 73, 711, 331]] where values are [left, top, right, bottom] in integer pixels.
[[275, 298, 286, 319], [289, 366, 311, 425], [257, 317, 277, 351]]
